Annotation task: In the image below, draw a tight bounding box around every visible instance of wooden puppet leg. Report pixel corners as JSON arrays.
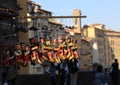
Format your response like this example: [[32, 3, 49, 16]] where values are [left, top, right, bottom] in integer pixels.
[[42, 55, 48, 61], [37, 57, 42, 64], [59, 53, 66, 60], [74, 51, 79, 59], [66, 49, 71, 59], [69, 53, 74, 60], [41, 51, 48, 60], [23, 55, 29, 67], [54, 53, 61, 63], [32, 52, 37, 60], [30, 55, 36, 66], [48, 52, 54, 63]]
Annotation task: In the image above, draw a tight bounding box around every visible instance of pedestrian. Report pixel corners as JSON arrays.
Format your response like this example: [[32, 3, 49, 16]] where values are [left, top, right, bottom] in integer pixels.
[[102, 68, 111, 85], [110, 59, 119, 85], [49, 62, 56, 85], [59, 61, 70, 85], [93, 65, 105, 85], [51, 62, 61, 85], [64, 62, 70, 85], [6, 66, 18, 85], [59, 62, 66, 85], [2, 66, 9, 85], [68, 58, 79, 85]]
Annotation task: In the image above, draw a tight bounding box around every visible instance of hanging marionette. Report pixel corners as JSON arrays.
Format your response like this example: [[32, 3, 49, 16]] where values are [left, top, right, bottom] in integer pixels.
[[20, 42, 27, 67], [30, 45, 42, 65], [44, 38, 54, 63], [71, 39, 79, 59], [1, 46, 10, 67], [58, 36, 66, 61], [65, 36, 74, 60], [52, 39, 61, 64], [29, 38, 36, 65], [39, 37, 48, 61], [14, 43, 22, 69], [23, 44, 30, 66], [6, 47, 15, 67], [29, 38, 42, 65]]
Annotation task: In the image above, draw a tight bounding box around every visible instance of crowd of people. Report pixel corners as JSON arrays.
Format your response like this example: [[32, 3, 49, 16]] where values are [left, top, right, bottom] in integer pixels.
[[93, 59, 119, 85], [49, 57, 80, 85]]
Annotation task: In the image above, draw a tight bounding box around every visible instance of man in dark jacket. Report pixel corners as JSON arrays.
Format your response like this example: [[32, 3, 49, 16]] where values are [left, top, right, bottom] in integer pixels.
[[111, 59, 119, 85]]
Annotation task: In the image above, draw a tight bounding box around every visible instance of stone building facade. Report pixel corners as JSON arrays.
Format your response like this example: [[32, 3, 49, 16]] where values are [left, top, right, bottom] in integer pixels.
[[83, 24, 120, 68], [80, 38, 92, 70], [104, 29, 120, 68], [0, 0, 20, 46]]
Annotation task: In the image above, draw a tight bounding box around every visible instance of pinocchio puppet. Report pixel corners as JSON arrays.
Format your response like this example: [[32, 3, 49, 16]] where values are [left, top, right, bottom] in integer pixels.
[[29, 38, 42, 65], [39, 37, 48, 61], [44, 38, 54, 63], [71, 39, 79, 59], [52, 39, 61, 64], [23, 44, 30, 66], [58, 36, 66, 60], [65, 36, 74, 60], [14, 43, 23, 69]]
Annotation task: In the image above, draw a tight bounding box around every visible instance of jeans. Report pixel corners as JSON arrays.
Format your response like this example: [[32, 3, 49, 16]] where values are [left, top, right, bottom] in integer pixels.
[[70, 72, 78, 85]]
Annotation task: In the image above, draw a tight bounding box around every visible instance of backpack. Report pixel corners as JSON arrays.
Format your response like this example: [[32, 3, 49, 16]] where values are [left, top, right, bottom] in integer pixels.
[[69, 59, 79, 73]]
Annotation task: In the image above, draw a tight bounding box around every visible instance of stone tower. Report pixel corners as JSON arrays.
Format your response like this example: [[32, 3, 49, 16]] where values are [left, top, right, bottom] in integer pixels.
[[73, 9, 81, 33]]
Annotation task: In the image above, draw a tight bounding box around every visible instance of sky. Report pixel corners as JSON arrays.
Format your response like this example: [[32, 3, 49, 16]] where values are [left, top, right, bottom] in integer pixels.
[[32, 0, 120, 31]]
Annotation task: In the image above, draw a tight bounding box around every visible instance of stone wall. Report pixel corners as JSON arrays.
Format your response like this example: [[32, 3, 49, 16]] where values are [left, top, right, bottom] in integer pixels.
[[15, 71, 95, 85], [1, 71, 119, 85]]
